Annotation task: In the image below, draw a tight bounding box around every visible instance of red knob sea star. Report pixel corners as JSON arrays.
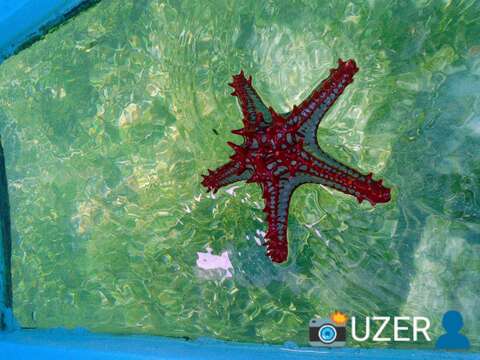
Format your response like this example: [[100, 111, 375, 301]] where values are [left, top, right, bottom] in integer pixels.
[[202, 59, 391, 263]]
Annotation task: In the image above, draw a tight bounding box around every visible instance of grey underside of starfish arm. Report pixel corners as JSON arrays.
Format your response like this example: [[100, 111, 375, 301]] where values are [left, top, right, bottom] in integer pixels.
[[264, 168, 364, 236], [284, 71, 352, 166], [263, 174, 319, 236], [243, 87, 272, 123], [217, 168, 253, 189], [203, 159, 254, 192], [231, 73, 272, 126], [294, 171, 355, 195], [290, 93, 368, 180], [302, 141, 364, 179], [263, 178, 296, 241]]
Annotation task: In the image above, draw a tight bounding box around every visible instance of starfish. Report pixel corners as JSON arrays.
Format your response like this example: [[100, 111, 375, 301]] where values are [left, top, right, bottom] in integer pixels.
[[201, 59, 391, 263]]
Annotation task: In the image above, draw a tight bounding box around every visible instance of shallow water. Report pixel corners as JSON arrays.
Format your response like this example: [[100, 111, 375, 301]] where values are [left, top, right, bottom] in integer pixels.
[[0, 0, 479, 350]]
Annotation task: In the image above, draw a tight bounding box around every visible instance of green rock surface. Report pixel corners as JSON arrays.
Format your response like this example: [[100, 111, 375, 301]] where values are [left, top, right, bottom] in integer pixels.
[[0, 0, 479, 350]]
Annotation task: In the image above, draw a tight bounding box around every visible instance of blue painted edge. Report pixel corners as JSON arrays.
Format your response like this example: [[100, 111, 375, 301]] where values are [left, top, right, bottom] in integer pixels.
[[0, 130, 16, 330], [0, 328, 479, 360], [0, 0, 93, 62]]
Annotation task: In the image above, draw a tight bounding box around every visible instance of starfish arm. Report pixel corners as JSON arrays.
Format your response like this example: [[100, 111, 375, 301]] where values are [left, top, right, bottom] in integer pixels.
[[202, 160, 252, 193], [303, 142, 357, 176], [229, 71, 272, 127], [296, 150, 391, 206], [261, 176, 306, 263], [287, 59, 359, 148]]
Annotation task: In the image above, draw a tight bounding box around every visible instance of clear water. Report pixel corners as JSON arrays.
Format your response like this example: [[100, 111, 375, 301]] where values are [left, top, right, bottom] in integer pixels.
[[0, 0, 479, 350]]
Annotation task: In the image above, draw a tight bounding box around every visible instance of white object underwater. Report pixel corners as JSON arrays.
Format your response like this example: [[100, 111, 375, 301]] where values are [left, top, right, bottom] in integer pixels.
[[196, 247, 233, 278]]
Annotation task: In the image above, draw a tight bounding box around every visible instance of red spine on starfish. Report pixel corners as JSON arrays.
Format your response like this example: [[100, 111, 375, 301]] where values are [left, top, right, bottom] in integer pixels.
[[201, 59, 391, 263]]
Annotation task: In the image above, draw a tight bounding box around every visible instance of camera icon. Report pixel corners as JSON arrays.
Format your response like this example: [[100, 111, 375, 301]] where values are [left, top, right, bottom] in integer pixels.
[[309, 312, 347, 347]]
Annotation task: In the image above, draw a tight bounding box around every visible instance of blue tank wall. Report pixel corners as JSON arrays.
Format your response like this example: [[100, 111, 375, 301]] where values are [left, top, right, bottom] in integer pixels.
[[0, 0, 87, 62], [0, 328, 478, 360]]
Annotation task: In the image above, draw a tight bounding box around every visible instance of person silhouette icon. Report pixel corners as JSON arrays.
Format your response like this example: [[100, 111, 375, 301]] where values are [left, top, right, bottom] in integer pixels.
[[435, 310, 470, 350]]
